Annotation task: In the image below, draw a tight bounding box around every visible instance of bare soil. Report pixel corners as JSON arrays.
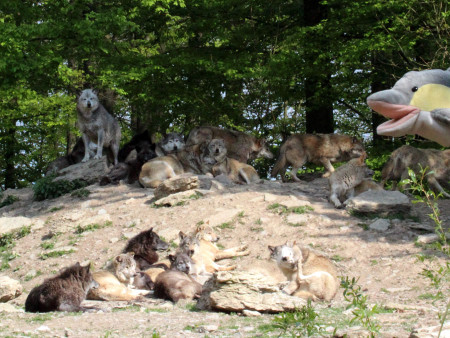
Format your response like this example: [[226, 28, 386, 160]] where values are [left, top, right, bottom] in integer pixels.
[[0, 177, 449, 337]]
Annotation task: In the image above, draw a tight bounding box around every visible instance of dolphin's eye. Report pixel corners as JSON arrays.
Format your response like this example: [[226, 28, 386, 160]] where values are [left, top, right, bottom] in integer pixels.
[[411, 86, 418, 92]]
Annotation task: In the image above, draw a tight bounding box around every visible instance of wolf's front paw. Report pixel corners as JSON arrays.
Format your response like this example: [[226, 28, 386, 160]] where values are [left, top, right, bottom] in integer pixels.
[[93, 154, 102, 160], [278, 281, 290, 290], [81, 156, 90, 163]]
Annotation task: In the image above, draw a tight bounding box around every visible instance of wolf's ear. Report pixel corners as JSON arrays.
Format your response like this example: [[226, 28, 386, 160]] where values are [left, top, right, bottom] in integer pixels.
[[352, 136, 359, 144], [128, 252, 135, 258], [168, 254, 175, 263], [179, 231, 187, 240], [285, 241, 294, 247], [115, 255, 123, 263], [148, 227, 154, 233], [268, 245, 275, 254]]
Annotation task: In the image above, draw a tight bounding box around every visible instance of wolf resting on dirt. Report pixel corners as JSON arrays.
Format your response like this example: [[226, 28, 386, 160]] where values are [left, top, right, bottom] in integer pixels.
[[178, 223, 249, 276], [155, 132, 186, 157], [203, 138, 260, 184], [77, 89, 121, 165], [87, 252, 150, 301], [186, 126, 273, 163], [138, 144, 204, 188], [154, 250, 203, 303], [268, 242, 338, 301], [25, 263, 99, 312], [272, 133, 365, 182], [123, 228, 169, 270]]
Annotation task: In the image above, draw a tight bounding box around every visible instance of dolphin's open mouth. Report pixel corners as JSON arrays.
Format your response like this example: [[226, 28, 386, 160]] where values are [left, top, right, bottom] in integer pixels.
[[367, 100, 420, 133], [367, 100, 420, 120]]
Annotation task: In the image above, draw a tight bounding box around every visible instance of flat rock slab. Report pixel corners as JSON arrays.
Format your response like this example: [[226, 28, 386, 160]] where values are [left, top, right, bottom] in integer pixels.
[[0, 276, 22, 302], [345, 190, 411, 216], [154, 176, 199, 200], [0, 217, 44, 236], [54, 158, 109, 184], [154, 190, 205, 207], [197, 271, 307, 313]]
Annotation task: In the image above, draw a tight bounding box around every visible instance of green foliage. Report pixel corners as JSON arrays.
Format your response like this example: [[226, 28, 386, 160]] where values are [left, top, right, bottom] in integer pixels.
[[401, 165, 449, 337], [75, 221, 113, 234], [341, 276, 381, 336], [71, 188, 91, 199], [0, 226, 30, 271], [0, 195, 19, 209], [271, 300, 326, 337], [33, 175, 89, 201], [39, 249, 75, 260], [268, 203, 314, 215]]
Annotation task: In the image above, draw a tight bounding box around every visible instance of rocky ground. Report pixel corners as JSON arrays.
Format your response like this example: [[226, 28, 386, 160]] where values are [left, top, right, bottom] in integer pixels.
[[0, 174, 449, 337]]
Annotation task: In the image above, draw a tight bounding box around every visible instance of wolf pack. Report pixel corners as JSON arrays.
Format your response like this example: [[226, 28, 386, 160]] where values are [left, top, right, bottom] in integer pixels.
[[26, 88, 450, 313]]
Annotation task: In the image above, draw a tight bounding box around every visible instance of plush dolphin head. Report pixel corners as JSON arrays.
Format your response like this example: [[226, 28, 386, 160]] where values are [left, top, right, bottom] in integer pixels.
[[367, 69, 450, 146]]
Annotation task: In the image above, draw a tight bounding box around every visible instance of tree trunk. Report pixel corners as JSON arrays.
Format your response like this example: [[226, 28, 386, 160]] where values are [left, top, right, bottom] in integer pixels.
[[303, 0, 334, 134]]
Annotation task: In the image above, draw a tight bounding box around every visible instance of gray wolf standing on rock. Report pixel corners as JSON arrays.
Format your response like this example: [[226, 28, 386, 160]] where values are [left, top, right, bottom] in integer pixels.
[[328, 153, 373, 208], [25, 262, 99, 312], [272, 133, 365, 182], [268, 242, 338, 302], [77, 89, 121, 165], [381, 145, 450, 198], [186, 126, 273, 163]]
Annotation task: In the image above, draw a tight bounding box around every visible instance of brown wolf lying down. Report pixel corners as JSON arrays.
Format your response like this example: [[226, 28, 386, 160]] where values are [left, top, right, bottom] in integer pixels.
[[154, 251, 202, 303], [178, 224, 250, 276], [381, 145, 450, 198], [268, 242, 338, 302], [25, 263, 99, 312], [138, 144, 205, 188], [272, 133, 365, 182], [186, 126, 273, 163], [87, 252, 151, 301]]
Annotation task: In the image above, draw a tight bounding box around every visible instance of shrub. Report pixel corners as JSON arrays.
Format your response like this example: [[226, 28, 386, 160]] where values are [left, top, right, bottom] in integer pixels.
[[0, 195, 20, 209], [33, 175, 88, 201]]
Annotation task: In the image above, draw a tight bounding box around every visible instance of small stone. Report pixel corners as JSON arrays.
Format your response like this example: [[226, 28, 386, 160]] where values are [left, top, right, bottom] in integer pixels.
[[109, 238, 119, 244], [36, 325, 51, 332], [369, 219, 390, 232], [242, 309, 261, 317], [97, 209, 107, 215], [202, 325, 218, 332], [0, 276, 23, 302], [416, 234, 439, 244]]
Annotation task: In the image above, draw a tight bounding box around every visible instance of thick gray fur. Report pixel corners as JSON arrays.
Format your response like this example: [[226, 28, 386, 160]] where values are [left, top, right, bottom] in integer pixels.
[[77, 89, 121, 165]]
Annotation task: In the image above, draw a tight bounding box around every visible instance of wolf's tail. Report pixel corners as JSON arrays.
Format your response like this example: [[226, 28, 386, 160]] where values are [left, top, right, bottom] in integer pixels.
[[271, 144, 287, 178]]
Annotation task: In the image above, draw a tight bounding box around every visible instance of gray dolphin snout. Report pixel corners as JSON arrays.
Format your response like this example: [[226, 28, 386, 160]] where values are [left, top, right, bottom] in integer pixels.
[[367, 89, 410, 106]]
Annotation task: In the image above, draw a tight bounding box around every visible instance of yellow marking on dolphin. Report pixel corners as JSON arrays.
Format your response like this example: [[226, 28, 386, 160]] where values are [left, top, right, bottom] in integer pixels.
[[409, 84, 450, 111]]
